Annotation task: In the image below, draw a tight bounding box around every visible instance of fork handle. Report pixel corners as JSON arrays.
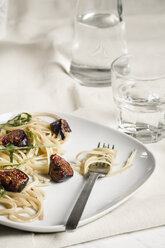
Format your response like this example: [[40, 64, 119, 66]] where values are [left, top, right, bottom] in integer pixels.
[[65, 173, 99, 231]]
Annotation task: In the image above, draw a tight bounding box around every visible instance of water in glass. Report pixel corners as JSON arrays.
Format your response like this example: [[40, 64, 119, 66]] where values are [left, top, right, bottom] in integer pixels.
[[70, 0, 127, 87], [111, 54, 165, 143]]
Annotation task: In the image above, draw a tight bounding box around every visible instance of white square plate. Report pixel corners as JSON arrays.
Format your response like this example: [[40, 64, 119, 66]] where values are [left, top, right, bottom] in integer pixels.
[[0, 112, 155, 232]]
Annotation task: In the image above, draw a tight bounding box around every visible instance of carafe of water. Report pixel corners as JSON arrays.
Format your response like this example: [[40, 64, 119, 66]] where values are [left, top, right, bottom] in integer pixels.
[[70, 0, 127, 87]]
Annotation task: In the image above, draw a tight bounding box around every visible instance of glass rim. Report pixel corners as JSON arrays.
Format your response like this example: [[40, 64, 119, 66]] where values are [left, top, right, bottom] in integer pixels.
[[111, 53, 165, 82]]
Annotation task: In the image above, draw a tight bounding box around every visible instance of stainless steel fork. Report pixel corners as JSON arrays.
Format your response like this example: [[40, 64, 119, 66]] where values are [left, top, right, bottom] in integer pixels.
[[65, 142, 113, 231]]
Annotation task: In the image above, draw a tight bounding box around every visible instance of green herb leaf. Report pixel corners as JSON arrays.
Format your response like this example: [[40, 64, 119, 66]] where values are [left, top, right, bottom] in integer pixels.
[[27, 130, 32, 138], [2, 156, 36, 169], [0, 112, 32, 131], [6, 130, 11, 134], [27, 131, 38, 144], [0, 185, 6, 198], [0, 144, 56, 167], [0, 144, 56, 153], [5, 144, 16, 163], [33, 133, 38, 144], [9, 112, 32, 127], [9, 150, 14, 163], [6, 143, 16, 149]]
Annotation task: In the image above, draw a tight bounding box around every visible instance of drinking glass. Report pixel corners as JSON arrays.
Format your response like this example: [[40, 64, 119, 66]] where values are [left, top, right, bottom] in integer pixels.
[[111, 54, 165, 143], [70, 0, 127, 87]]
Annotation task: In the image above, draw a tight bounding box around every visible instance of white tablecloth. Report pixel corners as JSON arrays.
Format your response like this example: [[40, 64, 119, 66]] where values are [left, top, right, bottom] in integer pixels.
[[0, 1, 165, 247]]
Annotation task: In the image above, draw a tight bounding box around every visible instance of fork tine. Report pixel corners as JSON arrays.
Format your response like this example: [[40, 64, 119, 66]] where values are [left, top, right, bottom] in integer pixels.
[[97, 143, 114, 149]]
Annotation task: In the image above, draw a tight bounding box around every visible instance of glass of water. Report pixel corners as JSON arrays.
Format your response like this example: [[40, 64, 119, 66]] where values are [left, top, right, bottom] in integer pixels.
[[70, 0, 127, 87], [111, 54, 165, 143]]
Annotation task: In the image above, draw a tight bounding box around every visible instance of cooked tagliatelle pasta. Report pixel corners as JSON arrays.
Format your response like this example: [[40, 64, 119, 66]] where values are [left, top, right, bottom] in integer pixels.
[[0, 112, 70, 222], [74, 146, 137, 176]]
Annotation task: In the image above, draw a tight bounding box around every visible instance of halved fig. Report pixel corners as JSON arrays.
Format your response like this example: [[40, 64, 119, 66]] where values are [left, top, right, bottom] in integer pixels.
[[1, 129, 30, 147], [49, 154, 73, 182], [50, 119, 71, 140], [0, 169, 29, 192]]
